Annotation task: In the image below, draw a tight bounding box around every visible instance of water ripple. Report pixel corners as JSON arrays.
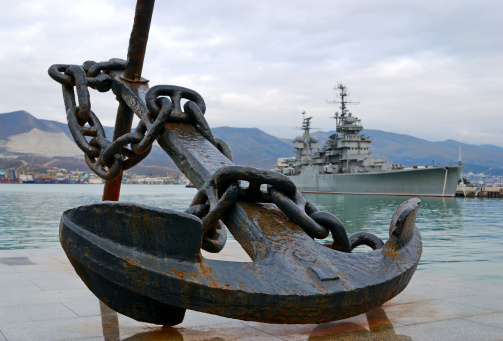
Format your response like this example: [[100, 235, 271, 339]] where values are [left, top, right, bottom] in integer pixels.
[[1, 184, 502, 282]]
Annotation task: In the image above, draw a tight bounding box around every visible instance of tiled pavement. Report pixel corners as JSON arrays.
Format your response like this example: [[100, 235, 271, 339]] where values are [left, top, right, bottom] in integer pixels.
[[0, 245, 502, 341]]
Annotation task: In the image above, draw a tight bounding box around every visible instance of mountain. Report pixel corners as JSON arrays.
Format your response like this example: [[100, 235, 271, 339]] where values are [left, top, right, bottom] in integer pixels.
[[479, 144, 503, 152], [0, 111, 82, 158], [311, 129, 503, 174], [1, 111, 502, 175], [212, 127, 293, 169], [0, 110, 63, 137], [0, 111, 178, 176]]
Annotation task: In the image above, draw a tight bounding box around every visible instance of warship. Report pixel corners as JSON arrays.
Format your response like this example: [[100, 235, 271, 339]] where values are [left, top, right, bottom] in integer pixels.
[[274, 84, 463, 197]]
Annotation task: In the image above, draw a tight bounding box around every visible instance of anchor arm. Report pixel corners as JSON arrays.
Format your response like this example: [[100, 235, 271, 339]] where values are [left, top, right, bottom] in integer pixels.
[[61, 199, 422, 323]]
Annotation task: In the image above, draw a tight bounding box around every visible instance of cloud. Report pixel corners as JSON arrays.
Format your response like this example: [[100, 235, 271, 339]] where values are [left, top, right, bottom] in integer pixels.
[[0, 0, 502, 147]]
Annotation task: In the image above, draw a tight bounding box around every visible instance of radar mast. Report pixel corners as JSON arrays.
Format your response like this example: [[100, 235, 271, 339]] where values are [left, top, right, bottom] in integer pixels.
[[327, 83, 360, 129], [293, 111, 319, 168]]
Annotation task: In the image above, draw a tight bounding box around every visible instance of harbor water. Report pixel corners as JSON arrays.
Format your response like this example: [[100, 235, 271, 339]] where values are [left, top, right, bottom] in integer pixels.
[[0, 184, 502, 283]]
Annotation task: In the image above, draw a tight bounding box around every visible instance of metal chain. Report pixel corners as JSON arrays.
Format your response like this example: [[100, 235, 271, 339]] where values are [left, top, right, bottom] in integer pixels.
[[185, 181, 239, 253], [184, 166, 381, 253], [48, 60, 171, 180], [50, 61, 381, 252], [145, 85, 233, 161], [268, 185, 384, 252], [50, 62, 234, 180]]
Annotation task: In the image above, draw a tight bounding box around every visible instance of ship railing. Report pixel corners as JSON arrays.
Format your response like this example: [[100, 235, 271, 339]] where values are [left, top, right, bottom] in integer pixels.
[[337, 125, 363, 130]]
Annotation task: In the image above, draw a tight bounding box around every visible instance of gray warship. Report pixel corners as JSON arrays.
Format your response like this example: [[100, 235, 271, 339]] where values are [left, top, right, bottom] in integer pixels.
[[274, 84, 463, 197]]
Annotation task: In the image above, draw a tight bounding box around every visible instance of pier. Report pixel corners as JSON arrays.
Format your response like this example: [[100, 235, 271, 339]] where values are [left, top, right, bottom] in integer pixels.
[[1, 244, 502, 340], [456, 186, 503, 198]]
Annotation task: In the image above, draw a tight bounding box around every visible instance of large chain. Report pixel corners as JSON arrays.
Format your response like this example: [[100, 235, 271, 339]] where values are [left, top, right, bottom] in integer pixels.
[[49, 60, 381, 254], [185, 166, 384, 253], [49, 62, 233, 180]]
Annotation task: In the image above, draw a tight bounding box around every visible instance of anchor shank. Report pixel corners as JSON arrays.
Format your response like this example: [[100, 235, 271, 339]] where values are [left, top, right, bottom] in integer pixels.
[[111, 71, 312, 260]]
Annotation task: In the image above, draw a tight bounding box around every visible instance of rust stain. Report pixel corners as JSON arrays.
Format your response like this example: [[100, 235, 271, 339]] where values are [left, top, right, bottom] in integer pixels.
[[123, 256, 141, 267], [382, 243, 402, 262], [169, 267, 186, 280]]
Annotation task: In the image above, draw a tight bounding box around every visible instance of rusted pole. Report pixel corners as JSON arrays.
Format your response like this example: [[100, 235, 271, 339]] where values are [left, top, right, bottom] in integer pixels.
[[102, 0, 155, 201]]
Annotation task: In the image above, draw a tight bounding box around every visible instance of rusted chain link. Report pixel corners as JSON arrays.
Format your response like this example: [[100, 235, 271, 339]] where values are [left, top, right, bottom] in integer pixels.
[[49, 59, 126, 93], [186, 181, 239, 253], [145, 85, 233, 162], [348, 232, 384, 251], [186, 166, 297, 252], [49, 60, 171, 180]]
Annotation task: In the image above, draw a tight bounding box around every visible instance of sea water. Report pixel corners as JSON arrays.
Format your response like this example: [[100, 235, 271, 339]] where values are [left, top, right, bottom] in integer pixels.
[[0, 184, 502, 283]]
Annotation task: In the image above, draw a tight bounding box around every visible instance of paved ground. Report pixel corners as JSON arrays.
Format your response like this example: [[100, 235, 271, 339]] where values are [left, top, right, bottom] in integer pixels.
[[0, 244, 502, 341]]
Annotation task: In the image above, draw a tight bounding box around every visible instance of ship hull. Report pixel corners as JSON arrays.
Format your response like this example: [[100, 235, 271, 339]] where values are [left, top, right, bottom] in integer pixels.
[[291, 165, 462, 197]]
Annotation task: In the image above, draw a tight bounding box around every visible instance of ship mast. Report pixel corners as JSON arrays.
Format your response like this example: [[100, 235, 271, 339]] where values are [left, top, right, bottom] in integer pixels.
[[301, 111, 312, 150], [293, 111, 319, 169], [327, 83, 359, 129], [326, 84, 365, 172]]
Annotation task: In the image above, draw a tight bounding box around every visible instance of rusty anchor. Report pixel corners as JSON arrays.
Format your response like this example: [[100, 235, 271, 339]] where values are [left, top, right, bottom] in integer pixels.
[[50, 0, 422, 326]]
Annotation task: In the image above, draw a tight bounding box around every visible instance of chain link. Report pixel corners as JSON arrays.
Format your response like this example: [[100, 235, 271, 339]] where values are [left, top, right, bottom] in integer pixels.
[[66, 106, 104, 157], [186, 181, 239, 253], [48, 58, 126, 93], [348, 232, 384, 251], [145, 85, 233, 161]]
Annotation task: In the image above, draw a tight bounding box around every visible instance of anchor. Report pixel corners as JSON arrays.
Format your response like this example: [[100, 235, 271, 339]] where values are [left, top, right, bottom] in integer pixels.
[[49, 0, 422, 325]]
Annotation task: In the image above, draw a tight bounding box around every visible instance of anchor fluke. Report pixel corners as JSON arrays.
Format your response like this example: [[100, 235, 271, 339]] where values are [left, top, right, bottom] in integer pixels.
[[60, 203, 202, 325], [388, 198, 421, 249]]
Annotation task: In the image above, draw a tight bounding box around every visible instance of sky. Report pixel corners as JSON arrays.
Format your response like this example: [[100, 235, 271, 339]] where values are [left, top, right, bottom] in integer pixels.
[[1, 0, 502, 146]]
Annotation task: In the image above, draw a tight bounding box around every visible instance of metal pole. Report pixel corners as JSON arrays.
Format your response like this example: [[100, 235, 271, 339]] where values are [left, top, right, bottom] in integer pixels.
[[102, 0, 155, 201], [123, 0, 156, 82]]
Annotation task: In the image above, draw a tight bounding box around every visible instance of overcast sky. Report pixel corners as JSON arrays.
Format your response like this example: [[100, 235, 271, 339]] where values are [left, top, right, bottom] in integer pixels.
[[1, 0, 502, 146]]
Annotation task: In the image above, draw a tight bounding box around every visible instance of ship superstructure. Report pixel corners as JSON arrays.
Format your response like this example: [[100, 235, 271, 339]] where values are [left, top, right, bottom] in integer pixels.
[[274, 84, 462, 197]]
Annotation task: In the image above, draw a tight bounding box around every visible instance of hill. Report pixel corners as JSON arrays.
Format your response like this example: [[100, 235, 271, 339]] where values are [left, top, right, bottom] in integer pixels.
[[0, 111, 178, 176], [0, 110, 502, 175], [212, 127, 293, 169], [311, 129, 503, 174]]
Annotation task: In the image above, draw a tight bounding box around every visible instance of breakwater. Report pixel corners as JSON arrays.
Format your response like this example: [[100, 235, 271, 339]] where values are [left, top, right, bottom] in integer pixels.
[[456, 186, 502, 198]]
